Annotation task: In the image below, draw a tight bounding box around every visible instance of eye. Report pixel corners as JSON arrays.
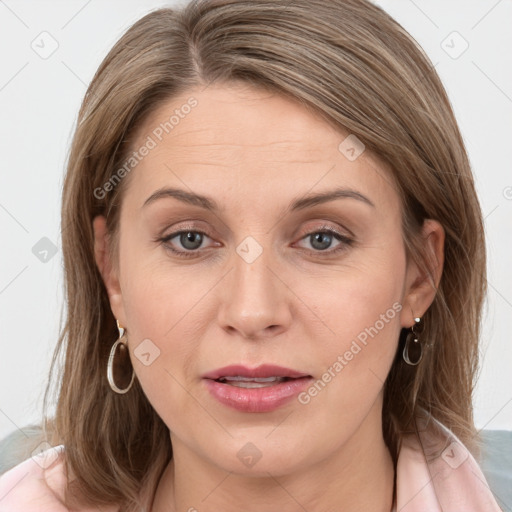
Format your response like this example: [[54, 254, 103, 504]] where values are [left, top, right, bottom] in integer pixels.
[[295, 226, 354, 255], [159, 229, 214, 258], [157, 224, 354, 259]]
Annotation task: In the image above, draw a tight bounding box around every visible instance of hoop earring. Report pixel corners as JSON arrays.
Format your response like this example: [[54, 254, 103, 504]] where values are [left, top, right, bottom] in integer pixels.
[[107, 320, 135, 394], [403, 316, 423, 366]]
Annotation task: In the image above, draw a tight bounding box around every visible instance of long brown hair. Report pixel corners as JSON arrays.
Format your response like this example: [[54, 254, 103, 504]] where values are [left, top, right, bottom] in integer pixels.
[[41, 0, 486, 509]]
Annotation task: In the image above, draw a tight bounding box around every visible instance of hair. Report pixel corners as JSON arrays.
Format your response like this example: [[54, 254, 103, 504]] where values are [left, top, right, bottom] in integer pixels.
[[40, 0, 486, 510]]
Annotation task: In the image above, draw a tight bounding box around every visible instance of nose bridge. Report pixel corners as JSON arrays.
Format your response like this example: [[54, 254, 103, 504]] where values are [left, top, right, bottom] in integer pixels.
[[218, 235, 290, 337]]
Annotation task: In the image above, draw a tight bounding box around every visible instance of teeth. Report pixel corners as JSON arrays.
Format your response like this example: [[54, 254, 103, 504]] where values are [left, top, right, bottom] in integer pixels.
[[220, 376, 287, 383], [228, 381, 279, 388], [217, 376, 288, 387]]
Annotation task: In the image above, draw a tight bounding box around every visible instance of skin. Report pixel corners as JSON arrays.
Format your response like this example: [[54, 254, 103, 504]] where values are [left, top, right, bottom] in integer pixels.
[[93, 82, 444, 512]]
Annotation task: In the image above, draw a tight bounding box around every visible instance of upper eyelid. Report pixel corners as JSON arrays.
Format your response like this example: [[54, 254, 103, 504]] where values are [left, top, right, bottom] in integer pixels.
[[159, 216, 354, 236], [161, 220, 349, 236]]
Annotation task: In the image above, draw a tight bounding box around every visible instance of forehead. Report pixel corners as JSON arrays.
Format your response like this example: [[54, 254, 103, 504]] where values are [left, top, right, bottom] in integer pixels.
[[122, 82, 400, 214], [138, 83, 342, 154]]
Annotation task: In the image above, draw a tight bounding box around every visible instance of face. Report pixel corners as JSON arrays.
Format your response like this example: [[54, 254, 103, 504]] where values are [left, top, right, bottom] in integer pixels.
[[95, 82, 442, 478]]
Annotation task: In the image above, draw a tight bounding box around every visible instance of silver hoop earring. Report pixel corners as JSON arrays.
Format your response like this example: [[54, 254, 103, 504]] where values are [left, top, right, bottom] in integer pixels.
[[403, 316, 423, 366], [107, 320, 135, 394]]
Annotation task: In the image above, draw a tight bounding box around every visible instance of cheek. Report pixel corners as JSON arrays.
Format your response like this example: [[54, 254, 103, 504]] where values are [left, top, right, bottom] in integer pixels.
[[294, 245, 405, 419], [298, 235, 404, 348], [301, 273, 402, 383], [118, 227, 203, 340], [116, 241, 195, 410]]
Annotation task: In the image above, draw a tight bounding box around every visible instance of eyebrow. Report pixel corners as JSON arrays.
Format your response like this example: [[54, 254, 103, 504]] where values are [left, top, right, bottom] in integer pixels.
[[142, 186, 375, 212]]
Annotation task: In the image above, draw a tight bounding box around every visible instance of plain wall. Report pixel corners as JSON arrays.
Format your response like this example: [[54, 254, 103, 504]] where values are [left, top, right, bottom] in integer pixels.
[[1, 0, 511, 441]]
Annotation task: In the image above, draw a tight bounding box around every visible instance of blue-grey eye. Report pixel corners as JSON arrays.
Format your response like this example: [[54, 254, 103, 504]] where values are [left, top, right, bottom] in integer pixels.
[[310, 232, 334, 251], [178, 231, 203, 250]]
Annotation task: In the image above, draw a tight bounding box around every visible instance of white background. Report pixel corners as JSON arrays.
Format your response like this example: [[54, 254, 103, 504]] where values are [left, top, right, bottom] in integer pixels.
[[0, 0, 511, 441]]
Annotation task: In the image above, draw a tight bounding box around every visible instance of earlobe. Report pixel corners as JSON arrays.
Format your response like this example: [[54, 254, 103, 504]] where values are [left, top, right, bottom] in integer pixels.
[[92, 215, 126, 324], [401, 219, 445, 327]]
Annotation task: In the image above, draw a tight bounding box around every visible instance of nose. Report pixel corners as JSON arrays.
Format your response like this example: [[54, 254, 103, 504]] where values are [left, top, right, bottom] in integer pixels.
[[217, 245, 292, 340]]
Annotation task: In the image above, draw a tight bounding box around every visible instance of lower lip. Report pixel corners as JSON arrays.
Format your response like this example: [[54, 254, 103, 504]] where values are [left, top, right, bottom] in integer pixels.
[[203, 377, 313, 413]]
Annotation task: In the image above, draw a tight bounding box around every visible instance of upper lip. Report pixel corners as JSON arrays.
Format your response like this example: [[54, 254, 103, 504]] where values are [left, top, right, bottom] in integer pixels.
[[202, 364, 311, 380]]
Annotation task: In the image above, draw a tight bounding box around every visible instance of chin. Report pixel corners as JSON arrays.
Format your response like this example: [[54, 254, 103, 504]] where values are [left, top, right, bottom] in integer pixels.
[[203, 434, 315, 477]]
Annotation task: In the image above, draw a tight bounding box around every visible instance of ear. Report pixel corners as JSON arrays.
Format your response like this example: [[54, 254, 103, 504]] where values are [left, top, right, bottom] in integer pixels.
[[93, 215, 127, 327], [400, 219, 445, 328]]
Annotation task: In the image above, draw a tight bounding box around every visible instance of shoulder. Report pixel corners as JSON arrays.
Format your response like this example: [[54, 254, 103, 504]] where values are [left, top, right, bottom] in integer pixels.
[[396, 410, 503, 511], [0, 444, 70, 511], [0, 445, 119, 512]]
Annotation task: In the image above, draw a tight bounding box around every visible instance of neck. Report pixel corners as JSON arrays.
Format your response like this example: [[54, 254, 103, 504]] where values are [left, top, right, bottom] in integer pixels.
[[151, 403, 394, 512]]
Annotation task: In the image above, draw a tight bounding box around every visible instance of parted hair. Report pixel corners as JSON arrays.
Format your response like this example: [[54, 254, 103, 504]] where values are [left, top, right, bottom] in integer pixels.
[[41, 0, 486, 510]]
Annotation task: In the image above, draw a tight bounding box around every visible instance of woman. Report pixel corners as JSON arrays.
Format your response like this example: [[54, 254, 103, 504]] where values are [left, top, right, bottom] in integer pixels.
[[0, 0, 503, 510]]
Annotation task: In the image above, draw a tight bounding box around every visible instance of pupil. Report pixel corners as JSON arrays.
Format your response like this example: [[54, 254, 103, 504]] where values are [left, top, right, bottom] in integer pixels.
[[312, 232, 331, 250], [182, 232, 202, 249]]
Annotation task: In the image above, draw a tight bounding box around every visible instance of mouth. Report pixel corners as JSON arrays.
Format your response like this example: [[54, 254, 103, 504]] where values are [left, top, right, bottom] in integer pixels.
[[202, 364, 313, 413]]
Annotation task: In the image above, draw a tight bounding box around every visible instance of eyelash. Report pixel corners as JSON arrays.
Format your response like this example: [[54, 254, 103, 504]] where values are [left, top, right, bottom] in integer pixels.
[[156, 225, 354, 259]]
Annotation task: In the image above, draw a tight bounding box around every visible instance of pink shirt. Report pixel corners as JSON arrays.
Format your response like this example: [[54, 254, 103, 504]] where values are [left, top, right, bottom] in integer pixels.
[[0, 414, 503, 511]]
